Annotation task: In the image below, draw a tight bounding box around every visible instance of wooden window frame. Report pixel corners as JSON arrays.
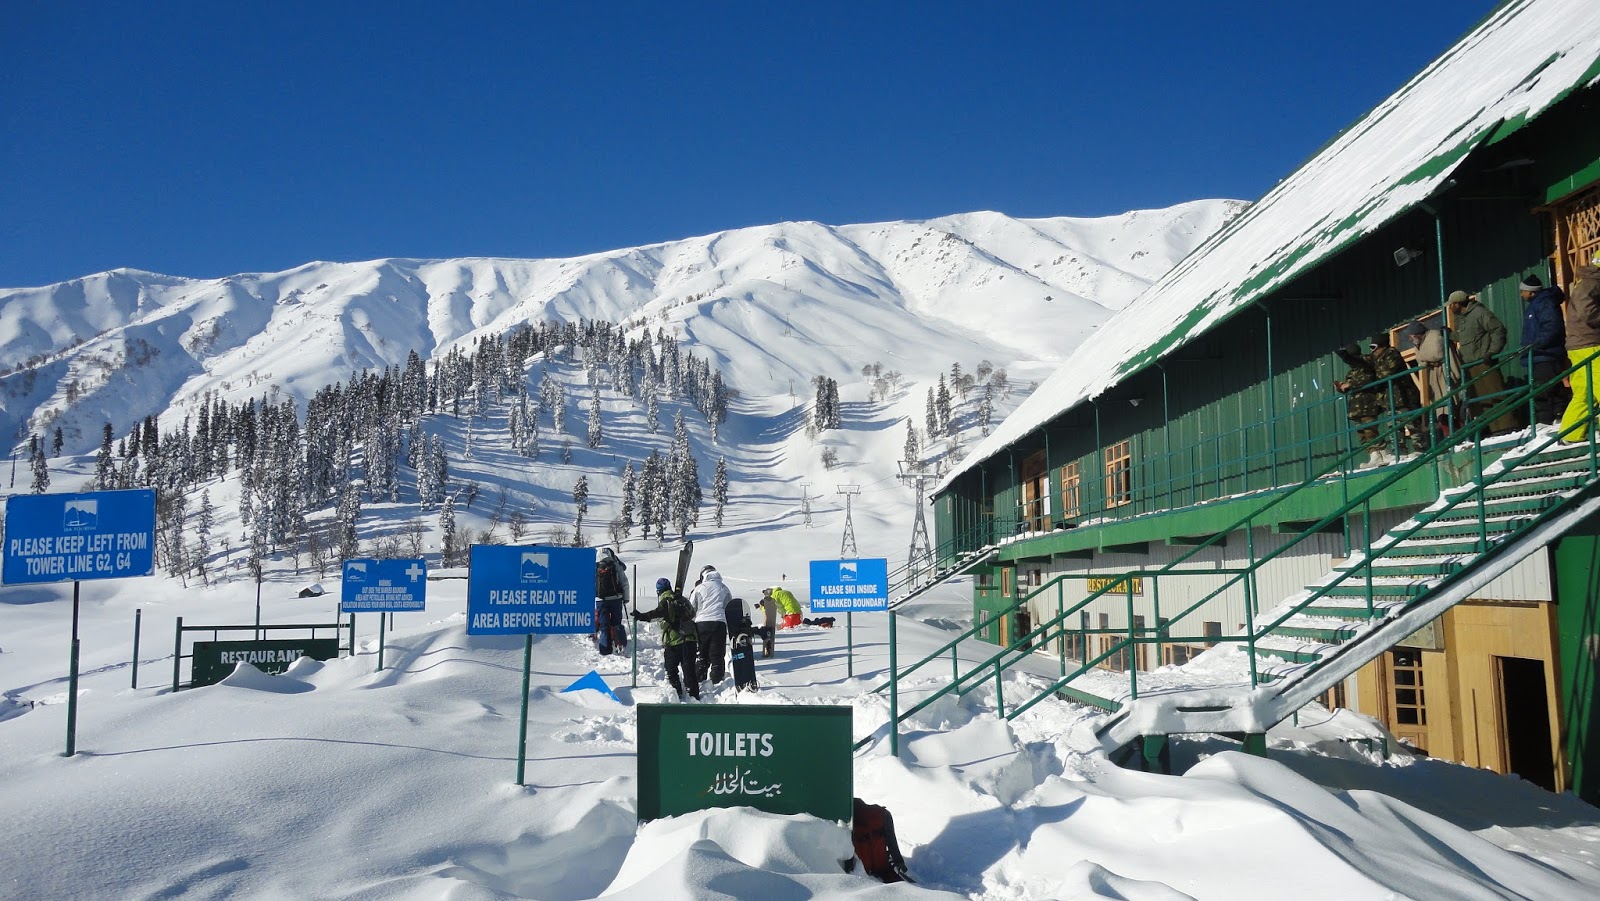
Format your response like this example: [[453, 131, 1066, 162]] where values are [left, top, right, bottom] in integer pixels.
[[1104, 440, 1132, 508], [1061, 461, 1082, 520]]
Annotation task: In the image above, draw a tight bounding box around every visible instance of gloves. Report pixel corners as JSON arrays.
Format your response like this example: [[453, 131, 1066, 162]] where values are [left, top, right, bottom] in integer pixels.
[[629, 610, 642, 621]]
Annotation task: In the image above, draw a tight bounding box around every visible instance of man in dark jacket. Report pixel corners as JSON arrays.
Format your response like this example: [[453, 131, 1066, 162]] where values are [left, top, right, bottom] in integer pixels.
[[632, 577, 699, 700], [1520, 274, 1569, 425], [1562, 252, 1600, 441]]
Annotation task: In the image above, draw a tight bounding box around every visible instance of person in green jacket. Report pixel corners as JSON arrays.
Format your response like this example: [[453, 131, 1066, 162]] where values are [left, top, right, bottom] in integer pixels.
[[632, 577, 699, 700], [1449, 290, 1516, 435], [770, 585, 803, 628]]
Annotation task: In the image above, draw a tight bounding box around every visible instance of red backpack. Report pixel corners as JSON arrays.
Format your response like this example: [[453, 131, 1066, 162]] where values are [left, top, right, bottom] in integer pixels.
[[851, 798, 911, 883]]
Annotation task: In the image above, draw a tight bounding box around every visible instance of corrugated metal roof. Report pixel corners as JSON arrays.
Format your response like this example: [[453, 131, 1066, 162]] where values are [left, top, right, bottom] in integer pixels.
[[940, 0, 1600, 493]]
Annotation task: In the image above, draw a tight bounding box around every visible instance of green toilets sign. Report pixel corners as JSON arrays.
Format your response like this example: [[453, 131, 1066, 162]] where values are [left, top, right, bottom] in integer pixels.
[[636, 704, 853, 822]]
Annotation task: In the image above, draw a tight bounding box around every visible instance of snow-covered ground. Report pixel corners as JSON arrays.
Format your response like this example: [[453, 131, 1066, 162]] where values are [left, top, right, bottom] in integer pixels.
[[3, 534, 1599, 899]]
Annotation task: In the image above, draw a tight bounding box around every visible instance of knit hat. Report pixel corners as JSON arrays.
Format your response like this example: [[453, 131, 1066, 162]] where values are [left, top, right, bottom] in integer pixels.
[[655, 577, 672, 593], [1402, 321, 1427, 340], [1519, 275, 1543, 292], [1447, 290, 1471, 305]]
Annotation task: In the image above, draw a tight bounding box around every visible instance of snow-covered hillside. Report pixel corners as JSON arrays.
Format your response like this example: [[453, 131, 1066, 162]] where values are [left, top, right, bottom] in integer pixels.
[[0, 201, 1245, 457]]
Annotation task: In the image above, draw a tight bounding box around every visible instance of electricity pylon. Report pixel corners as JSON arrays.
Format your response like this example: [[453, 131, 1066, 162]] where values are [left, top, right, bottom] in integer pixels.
[[837, 485, 860, 557]]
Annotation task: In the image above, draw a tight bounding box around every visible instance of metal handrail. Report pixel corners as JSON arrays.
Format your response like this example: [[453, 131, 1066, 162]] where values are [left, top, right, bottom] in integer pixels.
[[860, 346, 1595, 751]]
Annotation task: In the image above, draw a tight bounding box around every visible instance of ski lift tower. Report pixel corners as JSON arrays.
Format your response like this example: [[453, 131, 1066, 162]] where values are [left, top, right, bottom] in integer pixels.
[[800, 481, 813, 527], [836, 484, 860, 557], [898, 460, 933, 576]]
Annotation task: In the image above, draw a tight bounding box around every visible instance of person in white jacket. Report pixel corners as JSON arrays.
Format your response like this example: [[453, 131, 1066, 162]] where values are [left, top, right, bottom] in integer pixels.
[[688, 565, 732, 684]]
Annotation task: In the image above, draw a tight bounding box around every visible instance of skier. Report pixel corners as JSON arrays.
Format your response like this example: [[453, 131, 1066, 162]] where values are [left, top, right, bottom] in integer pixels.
[[688, 564, 732, 684], [593, 547, 629, 655], [631, 577, 700, 700]]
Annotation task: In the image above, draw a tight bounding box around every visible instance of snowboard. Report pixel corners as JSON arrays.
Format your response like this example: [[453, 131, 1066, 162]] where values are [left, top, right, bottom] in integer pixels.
[[729, 632, 758, 691], [760, 627, 774, 659], [673, 540, 696, 595]]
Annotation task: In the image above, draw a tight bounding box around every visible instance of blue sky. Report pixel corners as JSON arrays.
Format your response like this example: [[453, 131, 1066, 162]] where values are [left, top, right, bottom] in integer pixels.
[[1, 1, 1484, 288]]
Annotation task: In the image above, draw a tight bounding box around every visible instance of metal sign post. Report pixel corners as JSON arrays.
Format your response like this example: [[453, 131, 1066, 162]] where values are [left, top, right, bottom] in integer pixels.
[[340, 558, 427, 672], [2, 489, 156, 757], [466, 544, 596, 785], [808, 557, 889, 685]]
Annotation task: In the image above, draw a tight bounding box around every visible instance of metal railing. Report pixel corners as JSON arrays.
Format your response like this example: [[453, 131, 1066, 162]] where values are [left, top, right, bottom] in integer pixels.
[[860, 346, 1598, 753]]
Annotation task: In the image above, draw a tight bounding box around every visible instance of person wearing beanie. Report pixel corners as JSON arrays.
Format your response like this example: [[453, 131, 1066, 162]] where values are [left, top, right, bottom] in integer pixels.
[[1562, 250, 1600, 441], [1448, 290, 1515, 435], [631, 576, 700, 700], [1520, 273, 1569, 425], [1333, 340, 1384, 463]]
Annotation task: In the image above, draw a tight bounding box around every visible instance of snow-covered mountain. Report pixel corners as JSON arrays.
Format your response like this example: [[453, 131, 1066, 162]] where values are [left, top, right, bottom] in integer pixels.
[[0, 201, 1245, 457]]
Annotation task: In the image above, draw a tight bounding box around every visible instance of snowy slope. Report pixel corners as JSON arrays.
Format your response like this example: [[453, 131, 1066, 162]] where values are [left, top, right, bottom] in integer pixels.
[[0, 201, 1244, 457]]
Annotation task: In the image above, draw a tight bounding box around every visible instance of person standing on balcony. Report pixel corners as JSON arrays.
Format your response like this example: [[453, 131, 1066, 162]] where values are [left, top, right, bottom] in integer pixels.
[[1406, 321, 1457, 440], [1449, 290, 1515, 435], [1519, 274, 1569, 426], [1369, 333, 1425, 453], [1335, 342, 1385, 465], [1561, 251, 1600, 442]]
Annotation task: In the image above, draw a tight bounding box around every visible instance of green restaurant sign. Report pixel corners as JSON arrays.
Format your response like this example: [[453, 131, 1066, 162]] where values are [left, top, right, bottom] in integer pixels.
[[637, 703, 853, 823], [191, 638, 341, 687]]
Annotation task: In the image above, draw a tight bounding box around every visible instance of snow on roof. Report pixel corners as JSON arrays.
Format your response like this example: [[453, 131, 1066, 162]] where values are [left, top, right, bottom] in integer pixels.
[[941, 0, 1600, 492]]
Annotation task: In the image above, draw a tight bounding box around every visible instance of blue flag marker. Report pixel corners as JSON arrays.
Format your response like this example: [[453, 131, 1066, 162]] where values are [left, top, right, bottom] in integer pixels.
[[561, 670, 620, 703]]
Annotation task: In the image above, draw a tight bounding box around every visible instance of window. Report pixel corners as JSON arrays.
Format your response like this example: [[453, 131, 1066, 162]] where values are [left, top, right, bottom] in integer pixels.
[[1104, 440, 1132, 507], [1391, 649, 1427, 726], [1061, 461, 1082, 519], [1204, 621, 1223, 648], [1021, 450, 1049, 531]]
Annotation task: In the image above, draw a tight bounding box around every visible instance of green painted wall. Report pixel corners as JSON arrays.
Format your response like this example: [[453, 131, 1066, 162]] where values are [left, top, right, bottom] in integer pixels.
[[1551, 520, 1600, 805]]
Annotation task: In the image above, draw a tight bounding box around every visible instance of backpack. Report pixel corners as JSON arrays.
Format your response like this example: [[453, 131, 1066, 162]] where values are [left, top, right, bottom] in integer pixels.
[[596, 556, 622, 598], [667, 591, 696, 631], [851, 798, 911, 884]]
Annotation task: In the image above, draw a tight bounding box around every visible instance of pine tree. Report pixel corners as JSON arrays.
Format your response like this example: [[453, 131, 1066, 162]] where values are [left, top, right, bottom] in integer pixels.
[[587, 386, 603, 448], [337, 482, 362, 560], [29, 437, 49, 494], [904, 421, 920, 469], [51, 427, 63, 457], [95, 423, 115, 489], [936, 374, 953, 435], [620, 460, 636, 538], [572, 474, 589, 547], [440, 495, 458, 567], [713, 457, 729, 528]]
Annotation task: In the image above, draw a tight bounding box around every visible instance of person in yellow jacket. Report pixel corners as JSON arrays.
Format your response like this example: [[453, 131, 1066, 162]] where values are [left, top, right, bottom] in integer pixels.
[[769, 585, 803, 629], [1563, 250, 1600, 442]]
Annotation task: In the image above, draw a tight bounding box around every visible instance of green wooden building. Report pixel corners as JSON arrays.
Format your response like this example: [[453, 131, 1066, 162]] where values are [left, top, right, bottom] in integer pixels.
[[921, 0, 1600, 798]]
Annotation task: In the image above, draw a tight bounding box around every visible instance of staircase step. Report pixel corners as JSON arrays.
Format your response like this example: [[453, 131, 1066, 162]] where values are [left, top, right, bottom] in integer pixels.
[[1480, 473, 1588, 500], [1298, 602, 1404, 620], [1057, 685, 1120, 712], [1344, 559, 1462, 577], [1270, 623, 1360, 643], [1409, 517, 1529, 539], [1430, 495, 1556, 523], [1320, 581, 1430, 598], [1378, 537, 1498, 557], [1252, 636, 1337, 665]]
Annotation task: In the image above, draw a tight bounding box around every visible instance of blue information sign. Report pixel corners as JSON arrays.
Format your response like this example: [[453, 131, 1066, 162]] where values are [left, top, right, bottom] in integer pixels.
[[341, 558, 427, 612], [808, 558, 889, 613], [2, 489, 157, 584], [466, 545, 595, 635]]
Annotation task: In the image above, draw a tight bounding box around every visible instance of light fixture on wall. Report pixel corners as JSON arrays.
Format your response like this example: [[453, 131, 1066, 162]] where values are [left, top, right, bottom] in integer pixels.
[[1394, 247, 1424, 267], [1129, 397, 1143, 407]]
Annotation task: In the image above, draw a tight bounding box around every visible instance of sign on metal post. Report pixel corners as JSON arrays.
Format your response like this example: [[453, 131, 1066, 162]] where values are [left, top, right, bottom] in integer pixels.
[[3, 489, 156, 758], [637, 704, 853, 823], [3, 489, 156, 584], [467, 544, 596, 786], [808, 558, 889, 613], [340, 558, 428, 612], [467, 545, 595, 635]]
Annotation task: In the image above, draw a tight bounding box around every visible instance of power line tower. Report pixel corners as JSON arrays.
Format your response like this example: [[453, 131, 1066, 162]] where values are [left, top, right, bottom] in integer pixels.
[[898, 460, 933, 575], [799, 481, 813, 527], [837, 484, 860, 557]]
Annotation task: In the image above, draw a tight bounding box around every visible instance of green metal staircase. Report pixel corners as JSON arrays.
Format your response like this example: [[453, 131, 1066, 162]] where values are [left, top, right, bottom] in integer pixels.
[[886, 519, 1001, 606], [859, 353, 1600, 762], [1094, 432, 1600, 755]]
